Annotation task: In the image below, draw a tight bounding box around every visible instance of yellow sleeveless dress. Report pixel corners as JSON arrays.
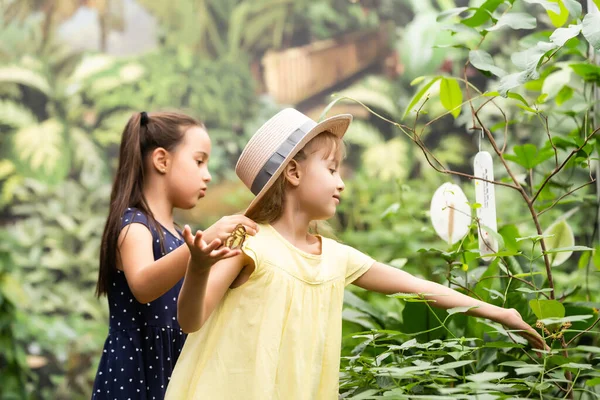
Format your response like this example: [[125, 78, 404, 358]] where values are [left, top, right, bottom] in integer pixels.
[[165, 224, 374, 400]]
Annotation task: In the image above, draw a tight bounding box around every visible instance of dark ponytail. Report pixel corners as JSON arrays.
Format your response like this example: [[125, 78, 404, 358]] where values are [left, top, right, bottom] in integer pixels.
[[95, 111, 204, 297]]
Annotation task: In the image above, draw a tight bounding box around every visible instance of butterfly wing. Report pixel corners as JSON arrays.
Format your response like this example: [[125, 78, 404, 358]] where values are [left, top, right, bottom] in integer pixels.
[[225, 224, 247, 250]]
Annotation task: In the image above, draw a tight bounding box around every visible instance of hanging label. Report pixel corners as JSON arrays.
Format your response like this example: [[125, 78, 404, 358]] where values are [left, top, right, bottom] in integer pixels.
[[474, 151, 498, 258]]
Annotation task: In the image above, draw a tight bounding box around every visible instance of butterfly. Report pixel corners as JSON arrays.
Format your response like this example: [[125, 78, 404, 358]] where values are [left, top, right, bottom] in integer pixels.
[[224, 224, 247, 250]]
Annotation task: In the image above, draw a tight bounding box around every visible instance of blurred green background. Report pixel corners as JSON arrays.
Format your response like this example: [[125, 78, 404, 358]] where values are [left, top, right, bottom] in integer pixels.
[[1, 0, 599, 398]]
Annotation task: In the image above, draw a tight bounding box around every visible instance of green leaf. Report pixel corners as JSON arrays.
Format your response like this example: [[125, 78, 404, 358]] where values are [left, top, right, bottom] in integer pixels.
[[512, 271, 544, 278], [516, 233, 555, 242], [593, 245, 600, 270], [436, 360, 477, 370], [545, 246, 593, 253], [547, 0, 569, 27], [337, 76, 398, 117], [439, 77, 462, 118], [437, 7, 469, 21], [539, 315, 592, 324], [529, 299, 565, 320], [504, 144, 554, 169], [403, 77, 440, 119], [570, 63, 600, 83], [512, 42, 557, 73], [523, 0, 560, 13], [469, 50, 506, 77], [555, 86, 574, 105], [561, 0, 582, 19], [399, 302, 446, 341], [516, 103, 539, 113], [498, 71, 529, 95], [0, 66, 51, 95], [0, 160, 15, 180], [586, 377, 600, 386], [466, 371, 508, 382], [542, 68, 572, 99], [516, 287, 554, 294], [461, 0, 504, 27], [0, 100, 37, 128], [391, 293, 429, 302], [447, 305, 478, 316], [344, 291, 386, 322], [543, 219, 575, 266], [578, 250, 591, 269], [507, 92, 530, 106], [488, 13, 537, 31], [582, 13, 600, 51], [498, 41, 557, 95], [549, 24, 582, 46], [12, 119, 69, 183], [410, 76, 426, 86]]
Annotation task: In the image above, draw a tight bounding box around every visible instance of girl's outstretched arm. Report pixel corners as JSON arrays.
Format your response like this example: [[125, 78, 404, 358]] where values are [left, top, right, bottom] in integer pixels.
[[119, 216, 257, 304], [353, 262, 547, 350], [119, 224, 191, 304], [177, 226, 252, 334]]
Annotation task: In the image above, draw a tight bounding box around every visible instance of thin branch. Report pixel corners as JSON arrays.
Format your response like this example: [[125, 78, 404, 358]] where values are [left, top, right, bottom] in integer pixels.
[[540, 114, 559, 168], [529, 169, 534, 197], [476, 275, 549, 299], [538, 180, 597, 216], [447, 278, 484, 301], [532, 126, 600, 204], [352, 94, 520, 189], [566, 316, 600, 347], [526, 199, 557, 299], [473, 95, 510, 154], [474, 114, 528, 194]]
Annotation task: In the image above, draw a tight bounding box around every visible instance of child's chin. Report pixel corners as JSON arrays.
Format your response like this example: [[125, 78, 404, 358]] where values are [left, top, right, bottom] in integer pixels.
[[178, 200, 198, 210], [313, 210, 336, 221]]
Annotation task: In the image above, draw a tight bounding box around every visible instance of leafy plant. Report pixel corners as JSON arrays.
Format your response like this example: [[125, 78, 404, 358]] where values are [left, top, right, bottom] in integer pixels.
[[329, 0, 600, 397]]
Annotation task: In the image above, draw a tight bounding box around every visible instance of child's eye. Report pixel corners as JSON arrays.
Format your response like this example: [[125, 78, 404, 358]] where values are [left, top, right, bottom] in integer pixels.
[[329, 169, 336, 174], [197, 160, 204, 166]]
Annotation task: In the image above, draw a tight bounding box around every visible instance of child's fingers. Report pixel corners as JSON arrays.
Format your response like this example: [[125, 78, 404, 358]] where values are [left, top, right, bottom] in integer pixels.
[[224, 216, 258, 236], [211, 247, 240, 260], [203, 238, 222, 253], [182, 225, 194, 245], [220, 249, 242, 260], [193, 230, 204, 248]]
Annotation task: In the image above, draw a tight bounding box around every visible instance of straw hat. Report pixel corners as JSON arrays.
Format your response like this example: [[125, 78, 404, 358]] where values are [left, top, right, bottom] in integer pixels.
[[236, 108, 352, 216]]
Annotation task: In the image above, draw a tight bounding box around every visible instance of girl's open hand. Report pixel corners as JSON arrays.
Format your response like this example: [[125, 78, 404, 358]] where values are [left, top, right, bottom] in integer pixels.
[[183, 225, 241, 273], [502, 308, 549, 352]]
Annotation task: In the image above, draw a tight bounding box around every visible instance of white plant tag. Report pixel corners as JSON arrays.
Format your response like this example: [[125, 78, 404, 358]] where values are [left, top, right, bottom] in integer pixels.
[[474, 151, 498, 258]]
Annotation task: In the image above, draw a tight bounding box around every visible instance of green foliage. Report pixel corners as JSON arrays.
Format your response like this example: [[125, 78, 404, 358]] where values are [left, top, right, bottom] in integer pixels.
[[5, 178, 110, 399], [137, 48, 258, 177], [1, 0, 599, 397], [0, 230, 30, 400], [0, 50, 140, 196], [334, 0, 600, 397]]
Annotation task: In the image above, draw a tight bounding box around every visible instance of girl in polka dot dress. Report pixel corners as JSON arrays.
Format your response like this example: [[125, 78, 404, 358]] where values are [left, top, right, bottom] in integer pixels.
[[92, 111, 257, 400]]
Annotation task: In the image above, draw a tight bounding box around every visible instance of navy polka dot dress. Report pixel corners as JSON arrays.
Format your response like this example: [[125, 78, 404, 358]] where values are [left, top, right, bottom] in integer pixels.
[[92, 208, 187, 400]]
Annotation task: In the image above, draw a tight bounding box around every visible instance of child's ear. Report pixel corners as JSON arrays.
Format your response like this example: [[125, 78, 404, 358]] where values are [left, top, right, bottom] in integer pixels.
[[151, 147, 169, 174], [284, 160, 302, 187]]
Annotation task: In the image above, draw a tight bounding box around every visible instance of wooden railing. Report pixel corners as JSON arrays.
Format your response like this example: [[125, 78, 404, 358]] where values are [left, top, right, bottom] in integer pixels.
[[261, 22, 392, 105]]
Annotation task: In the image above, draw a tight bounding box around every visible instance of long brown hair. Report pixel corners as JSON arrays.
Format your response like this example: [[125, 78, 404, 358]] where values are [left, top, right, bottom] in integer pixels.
[[246, 131, 345, 225], [96, 111, 204, 297]]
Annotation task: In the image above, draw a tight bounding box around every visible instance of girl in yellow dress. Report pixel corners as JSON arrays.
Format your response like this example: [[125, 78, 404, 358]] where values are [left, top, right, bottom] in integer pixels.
[[166, 108, 546, 400]]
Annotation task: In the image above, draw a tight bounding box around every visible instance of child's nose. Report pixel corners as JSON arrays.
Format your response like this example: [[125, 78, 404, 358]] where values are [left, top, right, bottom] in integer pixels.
[[204, 171, 212, 183]]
